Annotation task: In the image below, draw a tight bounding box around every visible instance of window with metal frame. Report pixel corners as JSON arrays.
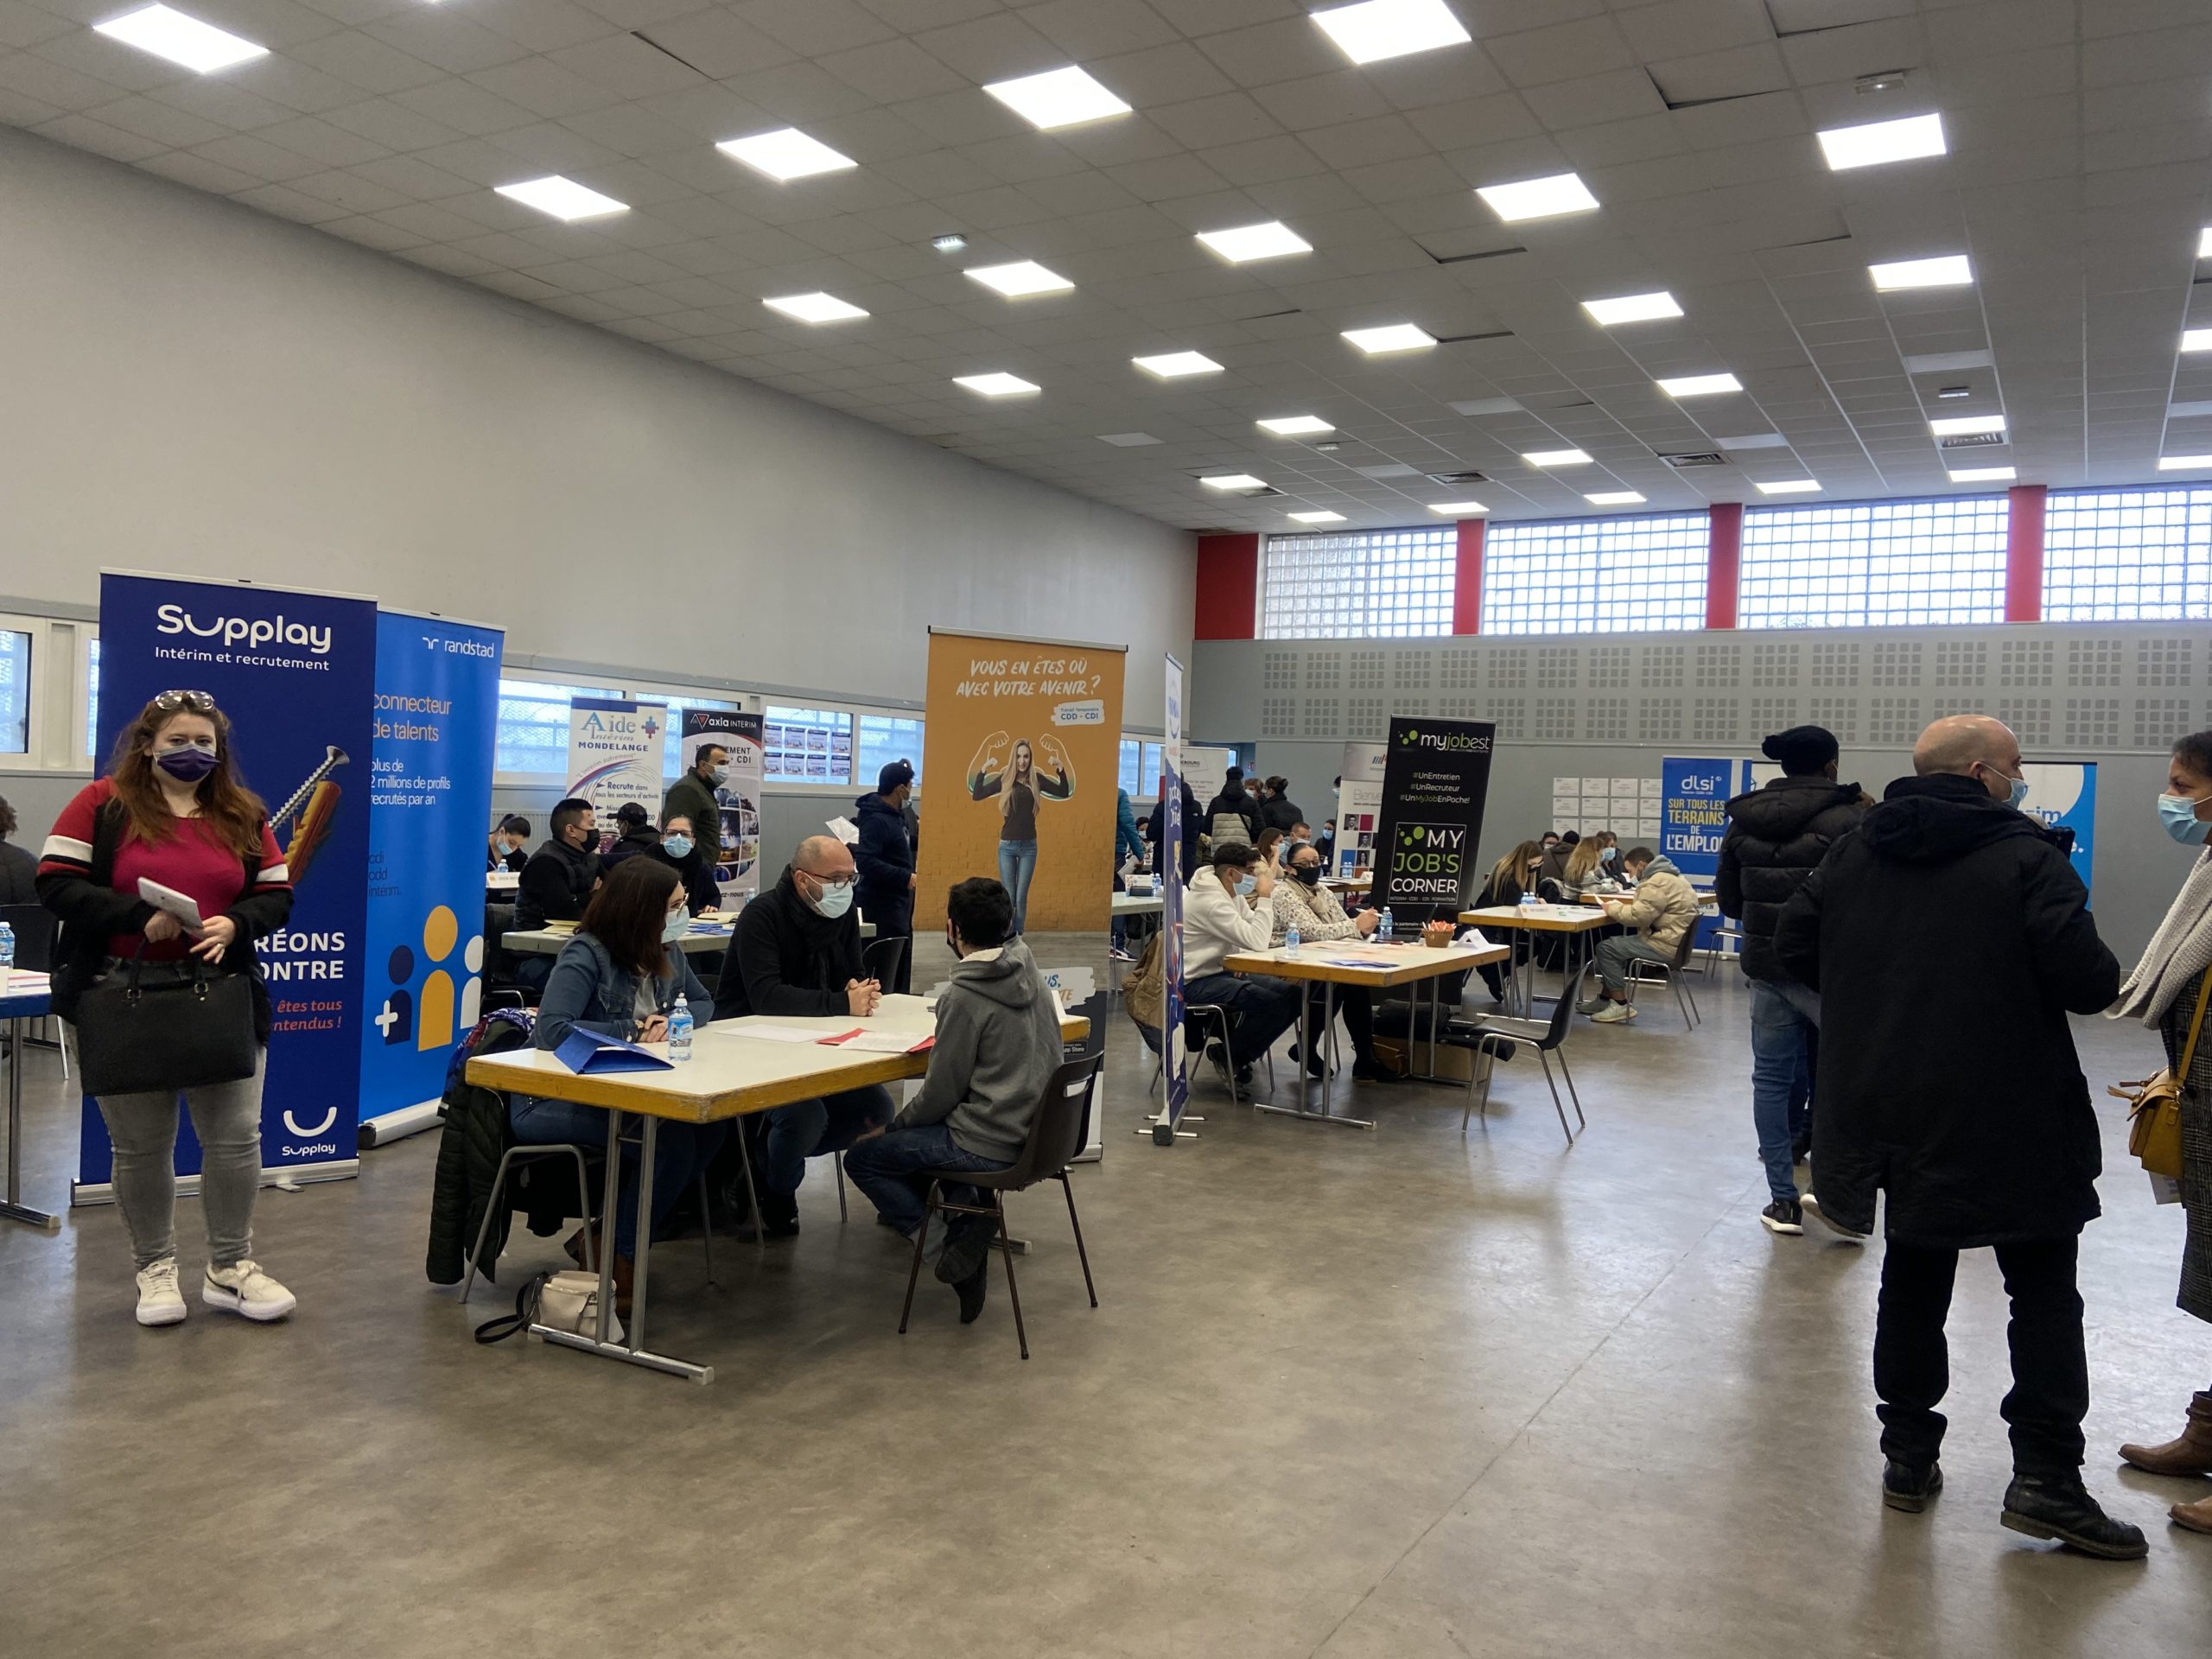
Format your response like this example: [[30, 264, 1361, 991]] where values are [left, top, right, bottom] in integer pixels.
[[2044, 486, 2212, 621], [1740, 497, 2008, 628], [495, 676, 624, 779], [764, 705, 855, 785], [855, 713, 925, 789], [1481, 514, 1708, 635], [1261, 527, 1455, 639], [1117, 737, 1165, 798]]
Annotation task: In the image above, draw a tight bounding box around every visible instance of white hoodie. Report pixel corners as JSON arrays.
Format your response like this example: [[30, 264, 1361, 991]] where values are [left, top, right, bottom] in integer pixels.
[[1184, 868, 1274, 978]]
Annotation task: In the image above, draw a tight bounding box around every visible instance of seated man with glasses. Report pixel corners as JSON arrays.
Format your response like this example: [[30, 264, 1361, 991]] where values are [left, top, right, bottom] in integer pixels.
[[714, 835, 891, 1238]]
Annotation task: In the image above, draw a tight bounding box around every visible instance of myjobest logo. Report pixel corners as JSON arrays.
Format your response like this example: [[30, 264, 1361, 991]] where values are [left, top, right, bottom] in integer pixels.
[[1390, 822, 1466, 899], [156, 603, 333, 655], [1396, 725, 1492, 754]]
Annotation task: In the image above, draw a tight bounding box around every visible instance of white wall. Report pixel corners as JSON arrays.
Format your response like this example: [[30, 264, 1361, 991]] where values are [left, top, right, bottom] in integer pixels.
[[0, 127, 1192, 723]]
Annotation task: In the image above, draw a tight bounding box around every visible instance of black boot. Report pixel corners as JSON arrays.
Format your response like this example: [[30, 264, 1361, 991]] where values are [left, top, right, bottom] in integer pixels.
[[2000, 1474, 2149, 1560], [735, 1188, 800, 1242], [934, 1212, 998, 1286], [1882, 1459, 1942, 1513]]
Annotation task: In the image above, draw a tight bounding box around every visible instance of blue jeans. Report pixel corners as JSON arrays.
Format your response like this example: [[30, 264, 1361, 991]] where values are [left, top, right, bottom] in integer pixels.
[[1185, 970, 1303, 1068], [1749, 977, 1820, 1204], [998, 838, 1039, 932], [507, 1095, 728, 1261], [762, 1084, 896, 1197], [842, 1122, 1011, 1240]]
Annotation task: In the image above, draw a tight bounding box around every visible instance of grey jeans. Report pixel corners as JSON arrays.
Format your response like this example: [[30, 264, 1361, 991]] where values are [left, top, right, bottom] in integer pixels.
[[96, 1052, 265, 1270]]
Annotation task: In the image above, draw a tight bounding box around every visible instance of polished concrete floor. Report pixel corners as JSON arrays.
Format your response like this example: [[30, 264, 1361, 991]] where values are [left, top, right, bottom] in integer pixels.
[[3, 940, 2207, 1659]]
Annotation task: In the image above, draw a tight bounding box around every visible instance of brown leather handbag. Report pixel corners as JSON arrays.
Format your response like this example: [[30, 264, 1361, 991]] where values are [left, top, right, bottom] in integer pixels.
[[2111, 972, 2212, 1180]]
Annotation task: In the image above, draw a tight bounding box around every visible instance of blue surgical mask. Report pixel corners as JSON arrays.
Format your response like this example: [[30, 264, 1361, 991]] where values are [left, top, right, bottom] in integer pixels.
[[1990, 768, 2029, 811], [2159, 792, 2212, 845], [809, 876, 854, 918], [1600, 846, 1617, 864], [1235, 874, 1256, 896], [662, 908, 691, 943], [662, 834, 694, 860]]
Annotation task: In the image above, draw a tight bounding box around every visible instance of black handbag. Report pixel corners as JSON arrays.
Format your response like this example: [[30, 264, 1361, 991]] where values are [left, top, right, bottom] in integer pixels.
[[73, 944, 259, 1098]]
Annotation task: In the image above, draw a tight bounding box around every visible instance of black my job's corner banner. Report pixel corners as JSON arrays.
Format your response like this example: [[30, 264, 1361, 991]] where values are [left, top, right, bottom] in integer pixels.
[[1371, 716, 1497, 924]]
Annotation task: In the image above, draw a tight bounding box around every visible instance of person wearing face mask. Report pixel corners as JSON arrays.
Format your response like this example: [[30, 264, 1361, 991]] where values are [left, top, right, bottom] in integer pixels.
[[1471, 840, 1548, 1002], [854, 760, 918, 994], [1774, 715, 2141, 1559], [714, 836, 892, 1237], [652, 813, 719, 916], [512, 857, 726, 1319], [486, 815, 531, 874], [1182, 842, 1303, 1090], [1272, 841, 1394, 1081], [512, 798, 600, 993], [2105, 728, 2212, 1535], [38, 691, 296, 1328], [844, 877, 1064, 1325], [662, 743, 728, 867], [599, 800, 661, 871], [1555, 834, 1620, 901]]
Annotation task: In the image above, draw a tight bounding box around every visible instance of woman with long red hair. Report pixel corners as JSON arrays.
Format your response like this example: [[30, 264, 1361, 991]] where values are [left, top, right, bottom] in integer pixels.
[[38, 690, 296, 1328]]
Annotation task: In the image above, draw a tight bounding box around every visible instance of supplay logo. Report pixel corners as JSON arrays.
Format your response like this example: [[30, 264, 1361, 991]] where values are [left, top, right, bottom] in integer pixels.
[[1397, 725, 1491, 754], [156, 603, 332, 655]]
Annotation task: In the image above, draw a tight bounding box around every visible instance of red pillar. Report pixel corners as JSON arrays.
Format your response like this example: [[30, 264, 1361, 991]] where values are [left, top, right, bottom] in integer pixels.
[[1193, 532, 1259, 640], [2005, 483, 2047, 623], [1706, 503, 1742, 630], [1452, 518, 1485, 634]]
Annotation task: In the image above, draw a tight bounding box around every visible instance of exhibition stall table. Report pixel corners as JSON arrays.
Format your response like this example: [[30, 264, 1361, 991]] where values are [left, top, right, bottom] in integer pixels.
[[1458, 906, 1613, 1019], [1, 971, 57, 1231], [499, 918, 869, 957], [487, 871, 519, 894], [1111, 893, 1163, 918], [1222, 939, 1507, 1131], [463, 994, 1090, 1384]]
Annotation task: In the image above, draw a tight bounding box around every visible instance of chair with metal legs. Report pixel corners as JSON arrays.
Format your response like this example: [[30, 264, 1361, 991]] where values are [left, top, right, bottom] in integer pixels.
[[1458, 971, 1586, 1147], [1142, 1003, 1274, 1107], [461, 1142, 716, 1300], [1626, 925, 1702, 1029]]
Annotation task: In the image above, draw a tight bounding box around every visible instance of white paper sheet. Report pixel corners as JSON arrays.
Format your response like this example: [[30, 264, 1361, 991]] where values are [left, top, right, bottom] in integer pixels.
[[838, 1030, 933, 1054], [825, 816, 860, 845], [740, 1022, 860, 1044], [137, 878, 205, 932]]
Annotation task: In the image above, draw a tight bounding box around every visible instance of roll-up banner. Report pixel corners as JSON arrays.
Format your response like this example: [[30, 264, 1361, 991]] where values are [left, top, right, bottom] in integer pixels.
[[679, 709, 765, 906], [1335, 741, 1387, 880], [1160, 653, 1188, 1139], [1661, 758, 1742, 879], [2024, 763, 2098, 897], [357, 610, 505, 1147], [567, 697, 666, 853], [917, 629, 1128, 934], [1370, 716, 1497, 924], [79, 573, 376, 1197]]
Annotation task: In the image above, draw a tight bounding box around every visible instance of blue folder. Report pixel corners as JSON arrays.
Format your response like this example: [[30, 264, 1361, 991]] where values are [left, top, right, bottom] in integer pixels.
[[554, 1030, 674, 1076]]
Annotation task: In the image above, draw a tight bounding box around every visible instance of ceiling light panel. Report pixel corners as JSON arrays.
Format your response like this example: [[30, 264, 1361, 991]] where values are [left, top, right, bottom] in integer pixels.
[[1582, 291, 1682, 326], [495, 176, 627, 221], [1342, 323, 1435, 353], [763, 292, 867, 323], [1948, 466, 2015, 482], [716, 128, 857, 181], [1870, 254, 1973, 290], [1258, 416, 1334, 436], [1429, 501, 1489, 515], [2183, 328, 2212, 353], [2200, 228, 2212, 259], [1524, 448, 1592, 467], [982, 66, 1130, 130], [967, 261, 1074, 297], [1288, 511, 1346, 524], [1132, 351, 1221, 378], [1929, 414, 2005, 435], [1310, 0, 1471, 66], [1202, 474, 1267, 491], [93, 5, 265, 73], [1755, 480, 1822, 495], [1476, 172, 1599, 222], [2158, 455, 2212, 471], [1657, 372, 1743, 398], [954, 372, 1039, 397], [1195, 221, 1312, 263], [1816, 112, 1948, 171], [1586, 492, 1645, 505]]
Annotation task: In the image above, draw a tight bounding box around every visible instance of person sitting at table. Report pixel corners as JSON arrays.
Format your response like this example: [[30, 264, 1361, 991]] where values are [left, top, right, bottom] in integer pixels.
[[1580, 847, 1701, 1025], [513, 798, 600, 988], [1185, 842, 1303, 1090], [1272, 840, 1396, 1082], [486, 814, 530, 874], [600, 801, 661, 872], [653, 813, 719, 915], [844, 876, 1063, 1324], [513, 857, 728, 1319], [1471, 840, 1548, 1002], [1557, 833, 1624, 901], [715, 835, 892, 1238]]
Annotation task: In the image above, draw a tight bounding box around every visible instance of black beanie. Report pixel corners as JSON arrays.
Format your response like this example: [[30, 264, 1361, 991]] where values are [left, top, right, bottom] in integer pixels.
[[1762, 724, 1840, 774]]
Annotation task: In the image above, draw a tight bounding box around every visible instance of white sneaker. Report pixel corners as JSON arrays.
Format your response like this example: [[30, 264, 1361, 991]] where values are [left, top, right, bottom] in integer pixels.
[[135, 1258, 188, 1327], [1800, 1193, 1870, 1243], [202, 1260, 297, 1321], [1590, 1002, 1637, 1024]]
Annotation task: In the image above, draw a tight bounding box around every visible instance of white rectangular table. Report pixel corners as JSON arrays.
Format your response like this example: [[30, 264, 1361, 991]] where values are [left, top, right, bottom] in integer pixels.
[[1, 971, 56, 1231], [1459, 905, 1614, 1018], [499, 919, 740, 957]]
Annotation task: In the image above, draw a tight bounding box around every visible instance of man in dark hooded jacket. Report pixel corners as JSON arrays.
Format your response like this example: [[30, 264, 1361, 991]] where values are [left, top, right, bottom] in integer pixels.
[[854, 760, 917, 993], [1774, 715, 2140, 1559], [1717, 724, 1866, 1234]]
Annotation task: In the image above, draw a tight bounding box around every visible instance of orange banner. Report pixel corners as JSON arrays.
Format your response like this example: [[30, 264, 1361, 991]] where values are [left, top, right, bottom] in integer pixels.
[[918, 630, 1127, 934]]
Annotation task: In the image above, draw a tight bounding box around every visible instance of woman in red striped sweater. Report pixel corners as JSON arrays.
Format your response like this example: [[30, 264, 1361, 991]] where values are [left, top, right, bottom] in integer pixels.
[[38, 691, 296, 1329]]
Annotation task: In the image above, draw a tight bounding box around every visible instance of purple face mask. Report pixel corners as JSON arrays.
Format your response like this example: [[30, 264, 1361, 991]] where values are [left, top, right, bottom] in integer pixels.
[[155, 747, 219, 783]]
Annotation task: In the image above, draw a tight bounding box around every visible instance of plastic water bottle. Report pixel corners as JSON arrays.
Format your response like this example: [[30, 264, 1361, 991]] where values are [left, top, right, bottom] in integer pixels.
[[1285, 921, 1301, 959], [667, 1004, 693, 1063], [1378, 907, 1395, 944], [0, 919, 15, 977], [1519, 887, 1540, 918]]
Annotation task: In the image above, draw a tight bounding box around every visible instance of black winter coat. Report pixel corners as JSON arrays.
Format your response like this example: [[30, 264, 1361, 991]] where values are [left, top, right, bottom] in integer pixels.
[[514, 838, 597, 931], [1203, 788, 1262, 845], [1262, 795, 1303, 834], [424, 1014, 569, 1286], [852, 792, 914, 925], [1772, 773, 2121, 1248], [1715, 775, 1866, 982], [714, 867, 865, 1020]]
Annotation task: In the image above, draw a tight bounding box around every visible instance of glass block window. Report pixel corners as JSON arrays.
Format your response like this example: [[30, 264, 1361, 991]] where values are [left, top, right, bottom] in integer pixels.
[[1261, 527, 1455, 639], [1741, 498, 2007, 628], [495, 676, 624, 779], [0, 631, 29, 754], [764, 705, 854, 785], [1481, 514, 1707, 634], [855, 713, 924, 789], [1118, 737, 1165, 798], [2044, 486, 2212, 620]]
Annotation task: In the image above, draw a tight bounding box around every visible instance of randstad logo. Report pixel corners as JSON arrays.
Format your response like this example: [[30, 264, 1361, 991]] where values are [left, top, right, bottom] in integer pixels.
[[156, 603, 332, 655], [1398, 726, 1491, 753]]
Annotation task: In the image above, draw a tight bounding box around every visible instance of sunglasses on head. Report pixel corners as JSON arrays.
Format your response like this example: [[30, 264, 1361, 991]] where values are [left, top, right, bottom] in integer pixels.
[[153, 690, 216, 712]]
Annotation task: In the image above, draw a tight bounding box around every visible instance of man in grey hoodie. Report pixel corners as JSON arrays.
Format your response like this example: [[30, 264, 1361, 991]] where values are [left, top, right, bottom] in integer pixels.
[[844, 876, 1064, 1322]]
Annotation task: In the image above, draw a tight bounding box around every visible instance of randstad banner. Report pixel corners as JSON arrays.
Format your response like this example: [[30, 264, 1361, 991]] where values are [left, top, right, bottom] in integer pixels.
[[359, 610, 504, 1140], [1372, 715, 1497, 923], [84, 572, 376, 1192]]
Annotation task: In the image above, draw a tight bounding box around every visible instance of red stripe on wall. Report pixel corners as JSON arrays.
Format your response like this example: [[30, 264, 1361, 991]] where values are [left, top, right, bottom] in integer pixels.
[[1193, 532, 1260, 640], [1706, 503, 1743, 630], [1452, 517, 1485, 634], [2005, 484, 2047, 624]]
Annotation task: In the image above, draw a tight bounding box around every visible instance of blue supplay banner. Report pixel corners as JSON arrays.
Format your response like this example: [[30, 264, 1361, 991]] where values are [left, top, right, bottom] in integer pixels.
[[83, 574, 377, 1186], [358, 611, 504, 1131]]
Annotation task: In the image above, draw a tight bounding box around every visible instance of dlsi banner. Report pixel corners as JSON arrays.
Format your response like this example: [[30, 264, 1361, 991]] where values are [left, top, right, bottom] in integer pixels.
[[359, 611, 504, 1142], [918, 629, 1127, 934], [82, 573, 376, 1192], [1370, 716, 1497, 924]]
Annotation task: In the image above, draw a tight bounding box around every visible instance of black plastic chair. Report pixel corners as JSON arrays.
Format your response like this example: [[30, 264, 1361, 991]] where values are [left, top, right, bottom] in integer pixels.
[[861, 932, 908, 989], [1459, 970, 1586, 1146], [1141, 1003, 1274, 1107], [899, 1052, 1103, 1358], [0, 903, 64, 1072]]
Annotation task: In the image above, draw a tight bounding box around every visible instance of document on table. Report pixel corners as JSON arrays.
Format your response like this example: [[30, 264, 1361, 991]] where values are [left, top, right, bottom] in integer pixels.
[[829, 1030, 937, 1054], [741, 1023, 861, 1045]]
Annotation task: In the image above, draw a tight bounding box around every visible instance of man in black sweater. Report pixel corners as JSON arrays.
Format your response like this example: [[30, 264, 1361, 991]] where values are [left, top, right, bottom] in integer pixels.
[[715, 835, 893, 1236], [512, 798, 599, 988]]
